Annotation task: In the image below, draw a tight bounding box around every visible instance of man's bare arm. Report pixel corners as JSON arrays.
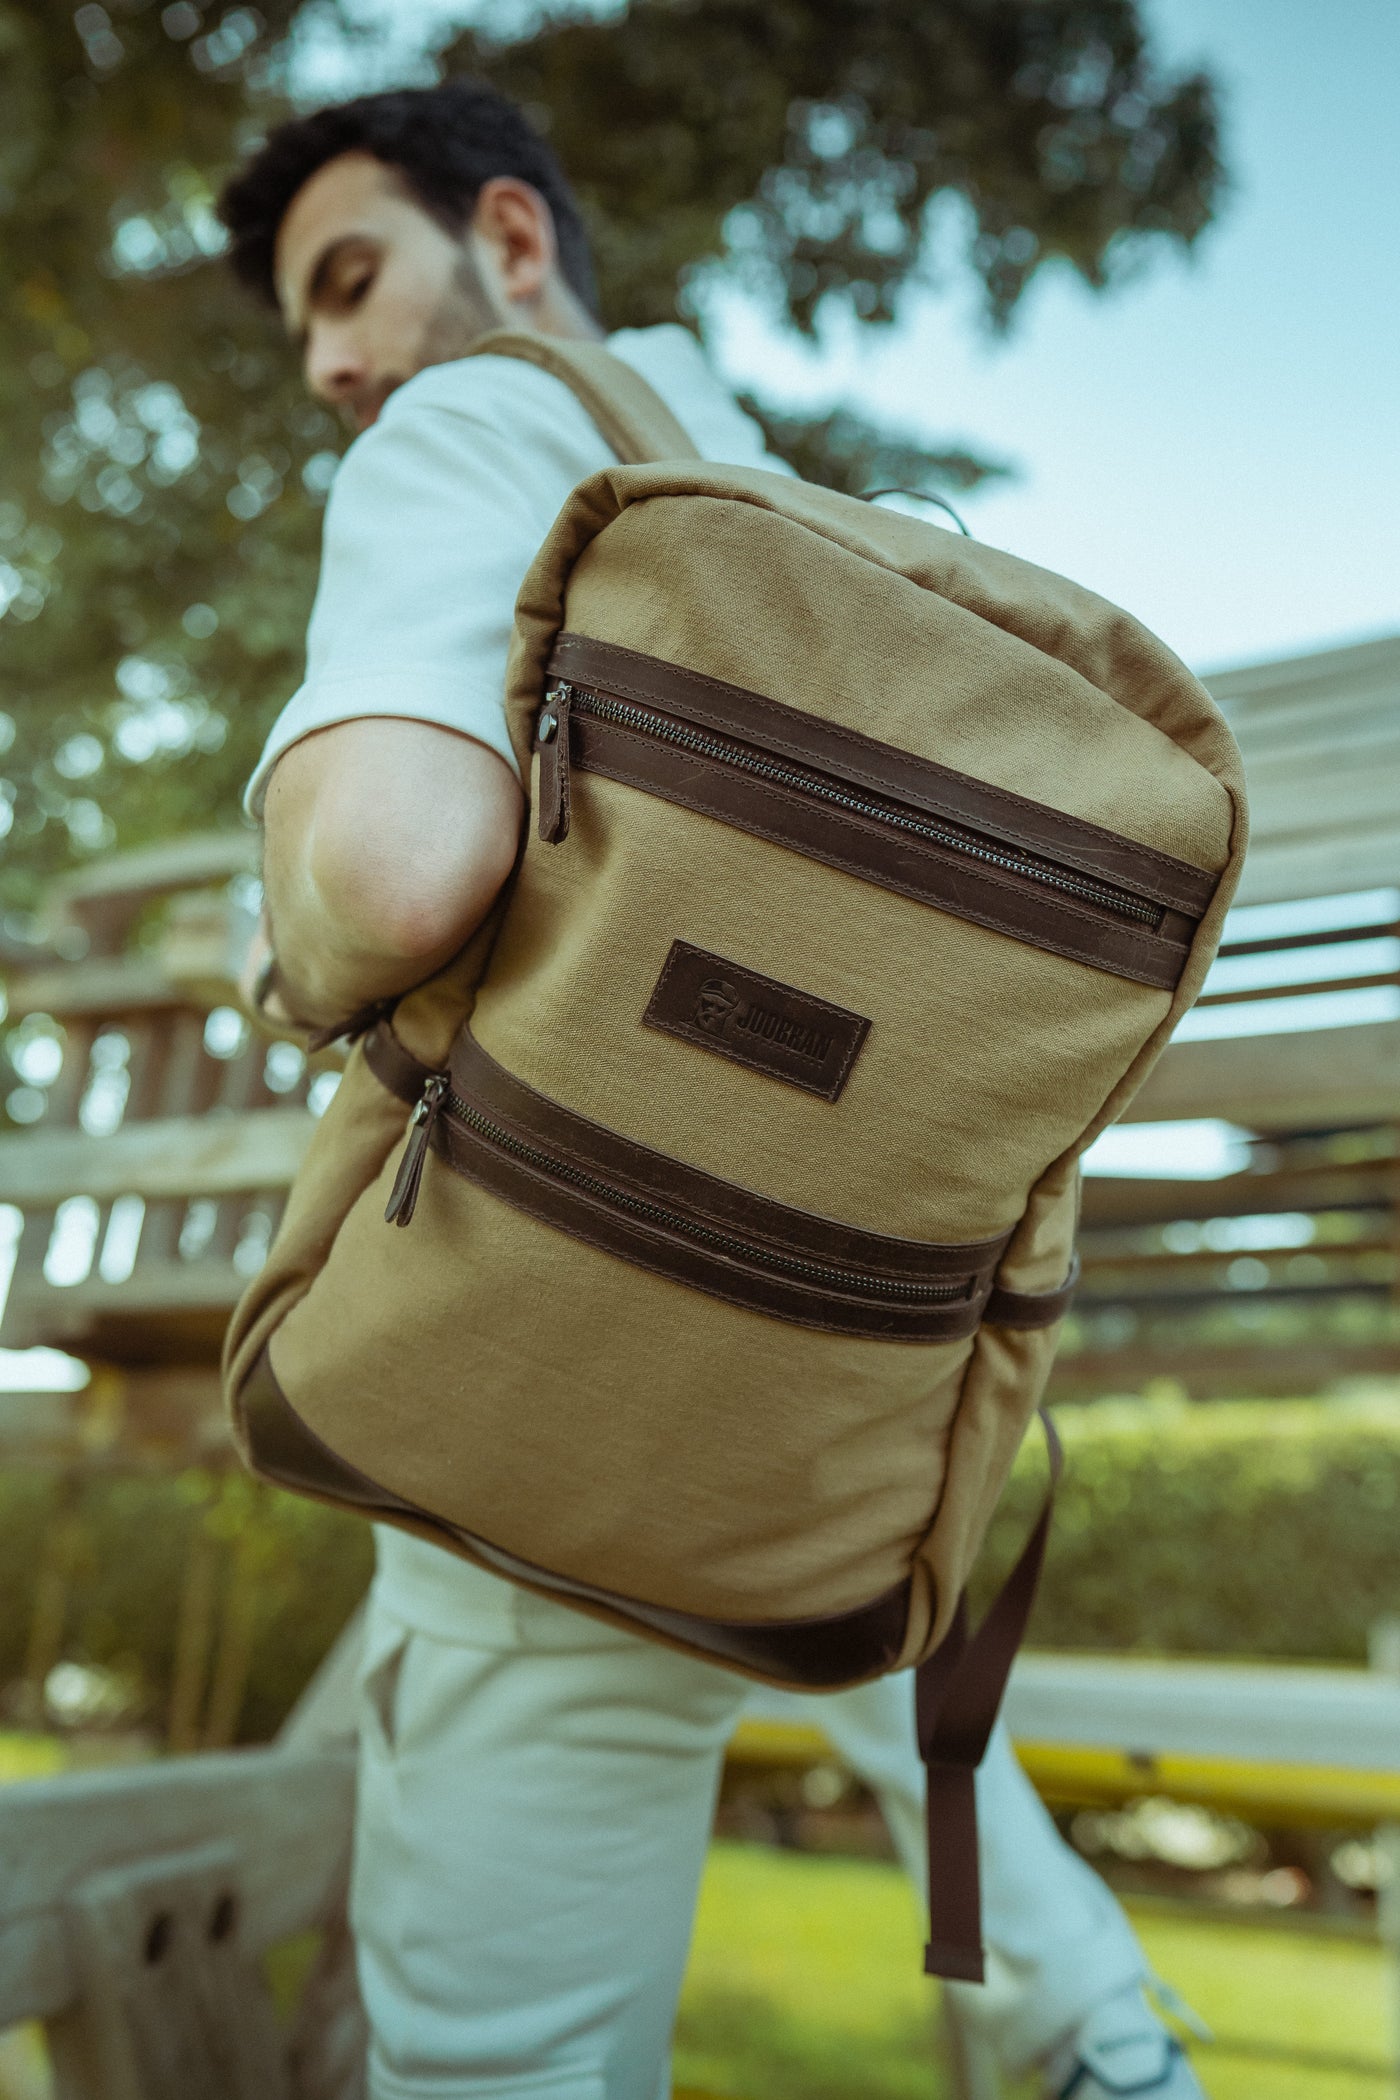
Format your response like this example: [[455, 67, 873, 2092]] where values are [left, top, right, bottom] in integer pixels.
[[260, 716, 523, 1027]]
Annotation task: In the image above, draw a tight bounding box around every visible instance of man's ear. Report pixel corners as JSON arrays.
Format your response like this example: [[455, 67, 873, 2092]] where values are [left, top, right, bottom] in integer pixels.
[[469, 178, 556, 308]]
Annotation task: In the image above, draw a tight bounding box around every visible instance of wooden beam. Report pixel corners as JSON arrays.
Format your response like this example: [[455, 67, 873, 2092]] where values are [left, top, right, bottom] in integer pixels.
[[1077, 1234, 1391, 1275], [1125, 1021, 1400, 1127], [1, 1265, 248, 1360], [3, 956, 199, 1021], [1003, 1653, 1400, 1771], [43, 835, 258, 958], [0, 1108, 314, 1206], [1205, 632, 1400, 709], [1080, 1163, 1397, 1228], [1231, 830, 1400, 908], [0, 1373, 228, 1467], [1199, 971, 1400, 1010], [1216, 920, 1400, 961], [1047, 1342, 1400, 1399]]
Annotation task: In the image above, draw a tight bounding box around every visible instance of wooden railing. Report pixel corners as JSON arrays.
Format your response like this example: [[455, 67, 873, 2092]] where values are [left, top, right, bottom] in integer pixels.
[[1063, 885, 1400, 1397]]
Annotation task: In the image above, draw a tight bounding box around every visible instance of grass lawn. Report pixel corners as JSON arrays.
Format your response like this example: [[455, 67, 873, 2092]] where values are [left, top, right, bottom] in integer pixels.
[[0, 1737, 63, 1787], [1, 1796, 1392, 2099], [674, 1842, 1393, 2100]]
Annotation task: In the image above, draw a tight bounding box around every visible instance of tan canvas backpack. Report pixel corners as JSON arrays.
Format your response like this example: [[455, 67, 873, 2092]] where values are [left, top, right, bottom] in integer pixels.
[[223, 333, 1247, 1981]]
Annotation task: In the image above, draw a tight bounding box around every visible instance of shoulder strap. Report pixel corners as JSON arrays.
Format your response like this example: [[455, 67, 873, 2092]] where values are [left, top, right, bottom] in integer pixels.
[[465, 330, 701, 466]]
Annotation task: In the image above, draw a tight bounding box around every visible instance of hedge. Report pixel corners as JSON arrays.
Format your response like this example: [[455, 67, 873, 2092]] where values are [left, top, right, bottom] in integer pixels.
[[0, 1467, 371, 1744], [980, 1393, 1400, 1662], [2, 1395, 1399, 1743]]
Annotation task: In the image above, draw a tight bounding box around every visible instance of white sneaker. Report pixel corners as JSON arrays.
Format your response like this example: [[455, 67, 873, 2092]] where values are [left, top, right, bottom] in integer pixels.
[[1044, 1987, 1208, 2098]]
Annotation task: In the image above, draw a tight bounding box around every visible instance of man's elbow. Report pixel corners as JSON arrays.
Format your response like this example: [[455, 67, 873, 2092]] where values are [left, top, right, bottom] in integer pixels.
[[264, 720, 524, 990], [309, 806, 519, 968]]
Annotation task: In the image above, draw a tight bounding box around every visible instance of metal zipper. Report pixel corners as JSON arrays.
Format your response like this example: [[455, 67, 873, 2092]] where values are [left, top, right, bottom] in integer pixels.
[[541, 682, 1162, 931], [386, 1074, 968, 1305]]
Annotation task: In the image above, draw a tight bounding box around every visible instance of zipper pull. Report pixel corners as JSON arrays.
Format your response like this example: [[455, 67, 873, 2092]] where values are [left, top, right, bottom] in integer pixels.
[[536, 682, 573, 844], [384, 1074, 448, 1227]]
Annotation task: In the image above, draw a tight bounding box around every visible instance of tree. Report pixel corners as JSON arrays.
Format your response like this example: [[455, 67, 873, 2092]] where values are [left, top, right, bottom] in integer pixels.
[[0, 0, 1223, 931]]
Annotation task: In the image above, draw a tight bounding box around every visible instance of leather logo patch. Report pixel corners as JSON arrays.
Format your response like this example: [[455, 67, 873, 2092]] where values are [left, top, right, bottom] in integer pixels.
[[642, 940, 870, 1101]]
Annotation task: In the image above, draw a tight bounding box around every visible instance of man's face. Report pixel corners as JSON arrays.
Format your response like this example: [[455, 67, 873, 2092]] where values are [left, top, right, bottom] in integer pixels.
[[276, 152, 502, 432]]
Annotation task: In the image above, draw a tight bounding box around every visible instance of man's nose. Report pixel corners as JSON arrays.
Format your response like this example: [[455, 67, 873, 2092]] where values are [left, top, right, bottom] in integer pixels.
[[305, 323, 366, 405]]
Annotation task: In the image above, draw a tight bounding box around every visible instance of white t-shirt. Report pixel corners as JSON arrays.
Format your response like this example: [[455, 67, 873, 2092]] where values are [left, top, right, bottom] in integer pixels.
[[249, 324, 792, 1635], [245, 325, 790, 815]]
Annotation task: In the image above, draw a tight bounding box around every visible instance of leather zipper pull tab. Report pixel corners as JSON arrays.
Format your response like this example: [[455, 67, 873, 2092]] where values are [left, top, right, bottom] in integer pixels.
[[384, 1074, 448, 1227], [536, 683, 573, 844]]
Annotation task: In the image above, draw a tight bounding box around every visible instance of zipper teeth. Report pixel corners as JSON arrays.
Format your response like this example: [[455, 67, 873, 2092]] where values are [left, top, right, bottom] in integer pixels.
[[444, 1090, 966, 1305], [562, 686, 1161, 930]]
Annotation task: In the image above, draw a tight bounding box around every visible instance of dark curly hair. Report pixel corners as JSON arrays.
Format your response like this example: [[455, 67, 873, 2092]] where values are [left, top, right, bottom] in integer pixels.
[[218, 79, 598, 317]]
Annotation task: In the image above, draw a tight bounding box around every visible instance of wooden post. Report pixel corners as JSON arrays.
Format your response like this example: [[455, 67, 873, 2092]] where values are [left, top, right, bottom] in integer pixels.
[[201, 1487, 267, 1750], [1371, 1618, 1400, 2100], [167, 1491, 222, 1753], [19, 1469, 84, 1726]]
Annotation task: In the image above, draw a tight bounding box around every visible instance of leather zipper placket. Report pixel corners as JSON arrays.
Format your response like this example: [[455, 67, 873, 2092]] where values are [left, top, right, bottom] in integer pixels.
[[536, 681, 1165, 934], [385, 1071, 972, 1310]]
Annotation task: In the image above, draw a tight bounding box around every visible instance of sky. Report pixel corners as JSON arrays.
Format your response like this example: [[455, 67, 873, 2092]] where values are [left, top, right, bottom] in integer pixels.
[[704, 0, 1400, 673], [302, 0, 1400, 675]]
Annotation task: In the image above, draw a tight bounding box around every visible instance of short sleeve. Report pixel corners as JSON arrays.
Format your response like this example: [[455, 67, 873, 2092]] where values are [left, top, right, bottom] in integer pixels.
[[242, 359, 617, 817]]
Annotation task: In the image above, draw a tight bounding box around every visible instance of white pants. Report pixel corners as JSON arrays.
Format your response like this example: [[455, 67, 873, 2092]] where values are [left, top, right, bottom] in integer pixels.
[[351, 1541, 1145, 2100]]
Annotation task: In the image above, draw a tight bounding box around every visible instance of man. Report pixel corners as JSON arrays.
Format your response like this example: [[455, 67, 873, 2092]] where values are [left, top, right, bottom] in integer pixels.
[[219, 80, 1204, 2100]]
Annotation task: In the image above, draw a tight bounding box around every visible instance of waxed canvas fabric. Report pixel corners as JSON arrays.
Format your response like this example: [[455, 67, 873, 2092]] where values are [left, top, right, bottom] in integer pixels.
[[224, 335, 1247, 1679]]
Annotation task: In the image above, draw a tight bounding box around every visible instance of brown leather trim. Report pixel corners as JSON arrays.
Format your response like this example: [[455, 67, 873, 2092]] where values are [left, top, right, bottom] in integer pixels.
[[983, 1253, 1081, 1330], [572, 710, 1189, 992], [917, 1409, 1063, 1982], [440, 1031, 1005, 1339], [451, 1033, 1007, 1281], [535, 683, 572, 844], [549, 633, 1218, 918], [239, 1347, 911, 1687], [363, 1021, 436, 1106]]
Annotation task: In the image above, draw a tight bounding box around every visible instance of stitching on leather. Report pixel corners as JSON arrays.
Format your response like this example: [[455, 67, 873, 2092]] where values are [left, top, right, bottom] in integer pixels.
[[454, 1057, 1004, 1277], [453, 1037, 1009, 1272], [591, 727, 1177, 963], [559, 505, 1221, 893], [439, 1124, 984, 1340], [585, 741, 1183, 990], [554, 636, 1215, 902], [646, 939, 869, 1098]]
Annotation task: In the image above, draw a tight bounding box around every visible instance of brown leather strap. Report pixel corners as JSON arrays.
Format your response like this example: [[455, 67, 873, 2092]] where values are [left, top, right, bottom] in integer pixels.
[[465, 332, 702, 467], [983, 1253, 1081, 1330], [362, 1018, 435, 1105], [567, 708, 1188, 992], [916, 1409, 1063, 1982]]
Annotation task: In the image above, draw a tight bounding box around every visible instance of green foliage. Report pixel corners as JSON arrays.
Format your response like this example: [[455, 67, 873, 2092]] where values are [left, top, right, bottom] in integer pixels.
[[0, 0, 325, 915], [0, 0, 1223, 923], [2, 1399, 1398, 1746], [0, 1466, 370, 1742], [981, 1396, 1400, 1662], [456, 0, 1223, 334], [738, 396, 1011, 503]]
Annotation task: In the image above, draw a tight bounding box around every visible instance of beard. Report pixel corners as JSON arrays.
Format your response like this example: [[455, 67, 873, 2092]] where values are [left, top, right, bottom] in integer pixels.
[[344, 249, 505, 432], [414, 247, 503, 374]]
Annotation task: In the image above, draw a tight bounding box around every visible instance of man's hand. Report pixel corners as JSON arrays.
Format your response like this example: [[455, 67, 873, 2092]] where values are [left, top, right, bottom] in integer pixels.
[[262, 717, 523, 1028], [236, 909, 298, 1030]]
